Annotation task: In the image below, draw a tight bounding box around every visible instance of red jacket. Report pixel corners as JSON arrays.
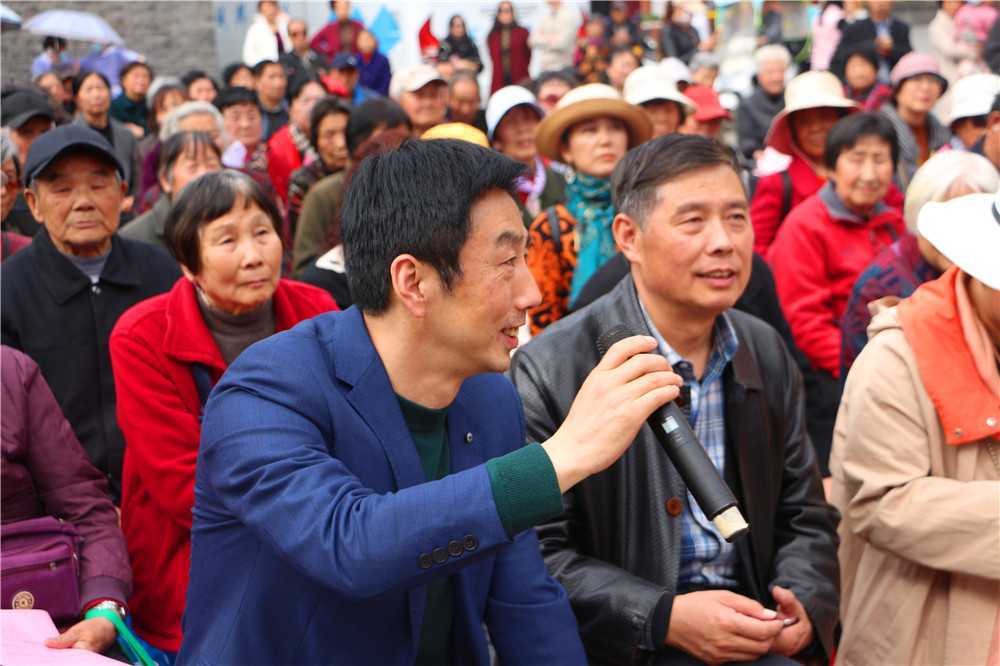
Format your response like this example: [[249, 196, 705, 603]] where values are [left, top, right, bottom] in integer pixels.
[[266, 125, 303, 206], [768, 184, 905, 378], [487, 26, 531, 94], [110, 277, 337, 651]]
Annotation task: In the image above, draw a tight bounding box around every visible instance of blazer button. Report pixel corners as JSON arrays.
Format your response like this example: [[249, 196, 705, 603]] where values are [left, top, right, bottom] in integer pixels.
[[418, 553, 433, 569], [448, 540, 464, 557], [432, 547, 448, 564], [665, 497, 683, 517], [465, 432, 474, 444], [463, 535, 479, 552]]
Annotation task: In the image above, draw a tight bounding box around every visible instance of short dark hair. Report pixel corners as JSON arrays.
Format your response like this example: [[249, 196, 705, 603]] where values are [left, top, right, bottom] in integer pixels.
[[609, 45, 640, 66], [823, 112, 899, 171], [309, 97, 351, 151], [289, 76, 322, 102], [120, 61, 153, 82], [991, 92, 1000, 115], [345, 97, 410, 156], [157, 131, 221, 185], [214, 86, 258, 112], [222, 62, 253, 87], [164, 170, 282, 274], [72, 70, 111, 97], [252, 59, 283, 78], [534, 68, 577, 93], [342, 139, 525, 313], [181, 69, 219, 93], [149, 83, 187, 135], [612, 134, 742, 226]]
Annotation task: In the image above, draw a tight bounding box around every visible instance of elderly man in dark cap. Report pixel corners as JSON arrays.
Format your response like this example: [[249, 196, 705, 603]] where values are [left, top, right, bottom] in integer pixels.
[[1, 87, 56, 237], [1, 125, 180, 502]]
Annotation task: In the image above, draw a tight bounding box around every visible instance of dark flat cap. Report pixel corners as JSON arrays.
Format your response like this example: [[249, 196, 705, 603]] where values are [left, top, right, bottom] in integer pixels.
[[23, 124, 125, 187]]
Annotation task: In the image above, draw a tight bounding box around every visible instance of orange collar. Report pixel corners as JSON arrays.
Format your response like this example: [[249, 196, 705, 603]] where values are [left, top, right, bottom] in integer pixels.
[[898, 267, 1000, 445]]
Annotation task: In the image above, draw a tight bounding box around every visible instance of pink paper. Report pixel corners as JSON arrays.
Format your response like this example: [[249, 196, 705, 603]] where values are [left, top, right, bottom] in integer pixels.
[[1, 610, 122, 666]]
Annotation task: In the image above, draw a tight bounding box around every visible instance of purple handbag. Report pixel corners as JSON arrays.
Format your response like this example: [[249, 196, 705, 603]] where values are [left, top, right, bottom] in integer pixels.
[[1, 515, 82, 624]]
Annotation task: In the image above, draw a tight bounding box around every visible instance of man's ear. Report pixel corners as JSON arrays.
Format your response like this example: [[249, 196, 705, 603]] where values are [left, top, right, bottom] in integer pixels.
[[989, 110, 1000, 131], [23, 185, 42, 223], [613, 212, 642, 264], [388, 253, 433, 318], [158, 170, 171, 195]]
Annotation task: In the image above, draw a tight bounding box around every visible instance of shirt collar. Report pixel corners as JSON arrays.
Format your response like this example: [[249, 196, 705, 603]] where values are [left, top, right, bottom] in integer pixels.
[[638, 299, 739, 379]]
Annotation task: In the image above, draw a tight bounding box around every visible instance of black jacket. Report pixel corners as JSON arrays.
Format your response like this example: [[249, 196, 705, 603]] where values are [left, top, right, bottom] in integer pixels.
[[736, 84, 785, 162], [509, 276, 839, 664], [1, 230, 180, 501], [830, 17, 912, 76]]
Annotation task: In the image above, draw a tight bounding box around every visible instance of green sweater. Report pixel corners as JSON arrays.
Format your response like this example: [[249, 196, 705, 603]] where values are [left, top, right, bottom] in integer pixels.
[[395, 394, 563, 665]]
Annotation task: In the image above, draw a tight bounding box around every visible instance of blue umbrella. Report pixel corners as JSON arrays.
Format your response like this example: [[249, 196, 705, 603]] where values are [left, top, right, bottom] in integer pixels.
[[0, 3, 21, 31], [23, 9, 123, 45]]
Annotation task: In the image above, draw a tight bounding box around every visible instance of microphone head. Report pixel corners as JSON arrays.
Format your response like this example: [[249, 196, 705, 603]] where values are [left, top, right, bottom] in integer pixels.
[[596, 325, 636, 357]]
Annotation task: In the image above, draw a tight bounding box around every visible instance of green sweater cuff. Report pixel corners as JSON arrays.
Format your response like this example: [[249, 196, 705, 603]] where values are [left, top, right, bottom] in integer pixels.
[[486, 442, 564, 537]]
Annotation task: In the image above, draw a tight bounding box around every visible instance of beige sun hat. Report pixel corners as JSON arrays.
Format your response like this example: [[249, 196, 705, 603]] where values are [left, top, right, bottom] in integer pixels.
[[535, 83, 652, 162], [918, 190, 1000, 290], [765, 70, 860, 155], [623, 66, 696, 114]]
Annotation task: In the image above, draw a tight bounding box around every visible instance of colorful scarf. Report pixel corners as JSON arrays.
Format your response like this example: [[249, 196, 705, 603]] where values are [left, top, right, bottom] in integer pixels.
[[566, 172, 615, 305], [515, 157, 547, 218]]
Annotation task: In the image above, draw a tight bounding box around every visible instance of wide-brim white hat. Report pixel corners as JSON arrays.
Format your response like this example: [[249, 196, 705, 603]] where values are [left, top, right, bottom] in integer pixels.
[[765, 70, 859, 155], [623, 66, 696, 113], [918, 191, 1000, 290], [535, 83, 652, 162]]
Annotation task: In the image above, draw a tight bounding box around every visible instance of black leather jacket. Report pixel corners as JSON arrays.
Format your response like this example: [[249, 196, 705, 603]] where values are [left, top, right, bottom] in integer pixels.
[[510, 276, 839, 665]]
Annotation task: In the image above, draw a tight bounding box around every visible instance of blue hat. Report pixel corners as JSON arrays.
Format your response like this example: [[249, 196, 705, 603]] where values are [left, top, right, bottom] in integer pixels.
[[331, 53, 359, 70], [23, 125, 125, 187]]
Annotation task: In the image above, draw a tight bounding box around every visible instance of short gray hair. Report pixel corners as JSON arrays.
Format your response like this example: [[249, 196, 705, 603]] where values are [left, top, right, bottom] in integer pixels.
[[904, 151, 1000, 234], [755, 44, 792, 70], [1, 131, 19, 171], [159, 101, 224, 142]]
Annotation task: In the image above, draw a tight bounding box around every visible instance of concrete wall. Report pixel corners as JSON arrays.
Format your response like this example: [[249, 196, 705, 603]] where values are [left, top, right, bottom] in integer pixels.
[[2, 1, 217, 87]]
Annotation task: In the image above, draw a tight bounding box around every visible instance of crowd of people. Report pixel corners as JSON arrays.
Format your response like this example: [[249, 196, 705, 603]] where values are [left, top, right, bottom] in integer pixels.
[[1, 0, 999, 665]]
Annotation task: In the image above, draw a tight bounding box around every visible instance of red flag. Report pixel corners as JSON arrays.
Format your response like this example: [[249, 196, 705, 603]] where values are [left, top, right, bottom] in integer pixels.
[[418, 17, 439, 58]]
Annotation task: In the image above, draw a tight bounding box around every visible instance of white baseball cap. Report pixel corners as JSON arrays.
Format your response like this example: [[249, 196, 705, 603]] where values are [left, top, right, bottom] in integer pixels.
[[389, 64, 446, 101], [485, 86, 543, 140], [947, 73, 1000, 125], [918, 190, 1000, 290], [623, 66, 696, 112]]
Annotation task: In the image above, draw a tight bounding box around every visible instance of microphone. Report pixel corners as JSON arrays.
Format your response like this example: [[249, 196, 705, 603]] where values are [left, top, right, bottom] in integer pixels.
[[598, 326, 749, 542]]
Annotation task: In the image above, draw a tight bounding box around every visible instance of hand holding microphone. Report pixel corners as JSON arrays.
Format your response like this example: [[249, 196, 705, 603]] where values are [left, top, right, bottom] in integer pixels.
[[597, 326, 749, 542]]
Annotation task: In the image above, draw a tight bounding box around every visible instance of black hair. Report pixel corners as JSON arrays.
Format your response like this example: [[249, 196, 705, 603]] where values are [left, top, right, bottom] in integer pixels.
[[345, 97, 410, 156], [222, 62, 254, 87], [148, 83, 187, 135], [534, 68, 578, 93], [181, 70, 219, 94], [252, 59, 284, 78], [157, 131, 222, 185], [609, 45, 640, 66], [448, 70, 480, 94], [214, 86, 258, 112], [823, 112, 900, 171], [612, 134, 742, 225], [834, 43, 879, 83], [164, 169, 282, 274], [72, 70, 111, 98], [342, 138, 525, 313], [309, 96, 352, 151], [120, 61, 153, 83], [288, 76, 322, 102], [42, 37, 67, 51], [991, 92, 1000, 115]]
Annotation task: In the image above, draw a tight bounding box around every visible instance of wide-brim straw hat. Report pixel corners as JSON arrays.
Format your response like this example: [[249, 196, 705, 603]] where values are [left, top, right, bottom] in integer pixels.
[[765, 70, 860, 155], [535, 83, 652, 162], [918, 191, 1000, 290]]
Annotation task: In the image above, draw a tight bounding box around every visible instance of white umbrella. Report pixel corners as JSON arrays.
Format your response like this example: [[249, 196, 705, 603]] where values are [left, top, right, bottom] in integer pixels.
[[23, 9, 123, 45], [0, 3, 21, 31]]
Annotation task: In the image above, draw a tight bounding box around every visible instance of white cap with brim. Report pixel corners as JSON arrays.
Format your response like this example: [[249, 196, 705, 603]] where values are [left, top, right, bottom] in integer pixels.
[[623, 66, 696, 113], [918, 191, 1000, 290], [389, 64, 446, 101], [485, 86, 543, 140], [947, 73, 1000, 125]]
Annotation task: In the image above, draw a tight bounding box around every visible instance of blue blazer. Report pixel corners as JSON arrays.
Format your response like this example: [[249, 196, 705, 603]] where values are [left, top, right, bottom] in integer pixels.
[[177, 307, 585, 665]]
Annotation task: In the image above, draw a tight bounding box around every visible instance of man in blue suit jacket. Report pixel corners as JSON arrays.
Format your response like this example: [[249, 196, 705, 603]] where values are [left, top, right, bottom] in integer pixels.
[[178, 139, 681, 665]]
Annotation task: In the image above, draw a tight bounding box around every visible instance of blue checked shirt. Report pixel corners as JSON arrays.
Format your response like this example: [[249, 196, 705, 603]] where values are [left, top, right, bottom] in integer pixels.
[[641, 303, 741, 592]]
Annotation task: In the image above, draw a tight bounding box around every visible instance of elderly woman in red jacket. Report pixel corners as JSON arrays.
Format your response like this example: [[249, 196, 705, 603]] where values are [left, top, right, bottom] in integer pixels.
[[769, 112, 906, 383], [110, 170, 336, 663]]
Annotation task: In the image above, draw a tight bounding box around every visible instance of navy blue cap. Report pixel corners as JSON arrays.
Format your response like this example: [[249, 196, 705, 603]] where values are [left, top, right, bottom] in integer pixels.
[[331, 53, 359, 70], [23, 125, 125, 187]]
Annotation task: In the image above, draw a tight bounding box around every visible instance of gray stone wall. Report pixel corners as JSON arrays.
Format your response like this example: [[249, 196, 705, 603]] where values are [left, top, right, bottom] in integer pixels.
[[2, 1, 217, 87]]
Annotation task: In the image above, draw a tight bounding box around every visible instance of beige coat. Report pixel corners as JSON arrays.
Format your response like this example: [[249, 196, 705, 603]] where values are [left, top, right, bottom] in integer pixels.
[[830, 305, 1000, 666]]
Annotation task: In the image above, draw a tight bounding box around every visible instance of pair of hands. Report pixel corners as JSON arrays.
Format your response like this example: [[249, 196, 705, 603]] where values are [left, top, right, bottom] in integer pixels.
[[45, 617, 117, 654], [666, 587, 813, 665]]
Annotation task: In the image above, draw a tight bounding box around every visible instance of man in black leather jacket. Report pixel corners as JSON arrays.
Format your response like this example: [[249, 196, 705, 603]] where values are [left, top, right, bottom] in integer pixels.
[[510, 135, 839, 665]]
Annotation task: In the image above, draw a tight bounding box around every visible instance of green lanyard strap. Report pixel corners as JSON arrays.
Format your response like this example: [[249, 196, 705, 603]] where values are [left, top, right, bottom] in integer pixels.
[[84, 607, 156, 666]]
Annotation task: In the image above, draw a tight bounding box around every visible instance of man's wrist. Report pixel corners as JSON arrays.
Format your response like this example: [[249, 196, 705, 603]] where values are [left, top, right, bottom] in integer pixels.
[[540, 432, 586, 492]]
